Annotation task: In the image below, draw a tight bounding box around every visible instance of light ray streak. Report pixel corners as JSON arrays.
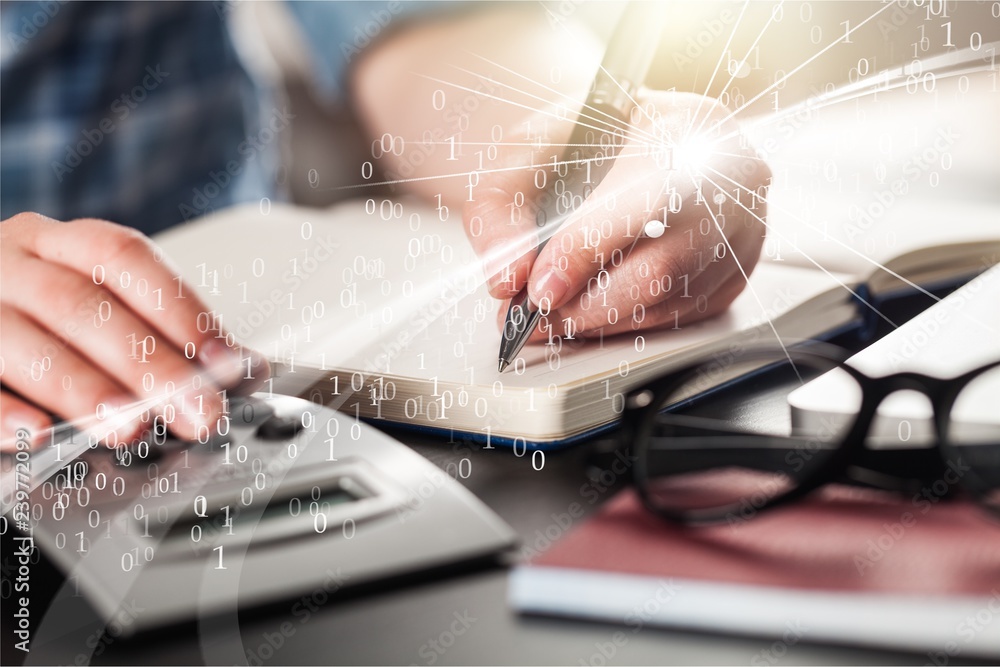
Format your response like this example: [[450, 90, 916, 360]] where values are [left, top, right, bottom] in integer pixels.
[[527, 4, 667, 140], [684, 0, 752, 142], [461, 50, 665, 145], [706, 61, 995, 154], [315, 170, 677, 352], [701, 163, 945, 305], [738, 58, 997, 140], [330, 145, 667, 192], [448, 64, 661, 147], [697, 168, 897, 328], [702, 164, 999, 336], [685, 166, 799, 378], [416, 72, 656, 150], [714, 1, 898, 127], [402, 140, 638, 148], [688, 0, 782, 141], [526, 3, 695, 152], [710, 150, 813, 170]]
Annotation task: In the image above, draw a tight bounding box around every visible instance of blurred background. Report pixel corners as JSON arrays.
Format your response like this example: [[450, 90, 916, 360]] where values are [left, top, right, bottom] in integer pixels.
[[238, 1, 998, 206]]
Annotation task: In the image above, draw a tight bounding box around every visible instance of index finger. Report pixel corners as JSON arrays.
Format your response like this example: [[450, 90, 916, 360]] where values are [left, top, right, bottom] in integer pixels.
[[527, 94, 762, 309], [32, 217, 245, 375], [463, 130, 554, 298]]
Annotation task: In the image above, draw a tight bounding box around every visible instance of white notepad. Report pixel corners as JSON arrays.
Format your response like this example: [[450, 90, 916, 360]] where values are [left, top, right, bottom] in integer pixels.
[[789, 264, 1000, 439]]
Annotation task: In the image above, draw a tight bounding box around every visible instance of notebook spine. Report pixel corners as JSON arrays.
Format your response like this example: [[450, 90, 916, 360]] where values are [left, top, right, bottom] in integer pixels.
[[851, 282, 879, 345]]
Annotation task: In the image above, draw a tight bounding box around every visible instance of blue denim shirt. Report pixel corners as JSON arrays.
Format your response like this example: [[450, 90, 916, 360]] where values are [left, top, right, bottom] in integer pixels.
[[0, 1, 458, 234]]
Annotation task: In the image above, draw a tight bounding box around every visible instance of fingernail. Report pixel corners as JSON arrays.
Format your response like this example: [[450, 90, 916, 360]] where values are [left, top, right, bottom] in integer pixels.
[[530, 268, 571, 308], [198, 339, 244, 387]]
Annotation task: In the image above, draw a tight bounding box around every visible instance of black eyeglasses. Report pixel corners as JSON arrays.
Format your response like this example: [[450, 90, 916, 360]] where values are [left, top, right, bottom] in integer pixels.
[[620, 343, 1000, 525]]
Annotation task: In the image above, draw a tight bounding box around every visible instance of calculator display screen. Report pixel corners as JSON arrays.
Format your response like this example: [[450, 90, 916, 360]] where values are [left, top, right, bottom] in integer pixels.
[[153, 480, 364, 546]]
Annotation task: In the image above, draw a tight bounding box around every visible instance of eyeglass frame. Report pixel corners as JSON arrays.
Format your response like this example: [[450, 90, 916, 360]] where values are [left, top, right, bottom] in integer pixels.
[[619, 342, 1000, 525]]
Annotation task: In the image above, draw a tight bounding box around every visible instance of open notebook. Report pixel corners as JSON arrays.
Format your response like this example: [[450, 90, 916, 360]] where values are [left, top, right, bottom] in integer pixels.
[[154, 74, 999, 447], [154, 196, 996, 447]]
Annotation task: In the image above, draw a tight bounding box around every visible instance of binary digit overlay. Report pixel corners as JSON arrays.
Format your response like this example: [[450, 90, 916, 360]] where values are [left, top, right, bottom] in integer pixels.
[[2, 1, 997, 656]]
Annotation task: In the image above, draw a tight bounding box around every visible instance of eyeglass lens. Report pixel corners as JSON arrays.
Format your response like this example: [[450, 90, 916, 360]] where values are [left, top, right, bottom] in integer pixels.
[[638, 351, 860, 522], [637, 351, 1000, 522], [945, 364, 1000, 513]]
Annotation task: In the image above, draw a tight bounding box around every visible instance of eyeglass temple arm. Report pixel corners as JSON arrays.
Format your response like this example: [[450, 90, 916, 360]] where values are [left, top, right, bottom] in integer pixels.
[[646, 424, 999, 489]]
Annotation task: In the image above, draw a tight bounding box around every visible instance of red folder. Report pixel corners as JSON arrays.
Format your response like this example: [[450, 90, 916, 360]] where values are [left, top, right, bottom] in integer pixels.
[[510, 486, 1000, 658]]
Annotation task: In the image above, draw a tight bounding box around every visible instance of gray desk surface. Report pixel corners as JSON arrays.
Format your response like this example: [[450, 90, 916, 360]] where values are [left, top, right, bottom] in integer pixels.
[[3, 418, 960, 666], [2, 288, 984, 666]]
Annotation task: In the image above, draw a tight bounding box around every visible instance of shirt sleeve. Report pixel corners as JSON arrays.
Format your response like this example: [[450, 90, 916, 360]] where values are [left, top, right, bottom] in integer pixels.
[[283, 1, 478, 103]]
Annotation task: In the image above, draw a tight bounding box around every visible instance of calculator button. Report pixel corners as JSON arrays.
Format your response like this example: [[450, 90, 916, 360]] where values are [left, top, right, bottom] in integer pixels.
[[230, 397, 274, 427], [256, 414, 304, 440]]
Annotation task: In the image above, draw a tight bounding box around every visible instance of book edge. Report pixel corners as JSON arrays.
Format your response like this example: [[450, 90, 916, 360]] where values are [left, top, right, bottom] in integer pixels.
[[508, 565, 1000, 658]]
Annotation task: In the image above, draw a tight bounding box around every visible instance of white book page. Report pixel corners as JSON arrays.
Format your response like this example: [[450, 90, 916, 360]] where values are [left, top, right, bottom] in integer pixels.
[[156, 199, 852, 394], [789, 265, 1000, 436], [750, 71, 1000, 277], [510, 567, 1000, 658]]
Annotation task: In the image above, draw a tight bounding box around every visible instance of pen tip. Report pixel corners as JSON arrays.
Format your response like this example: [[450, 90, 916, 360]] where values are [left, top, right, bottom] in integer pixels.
[[498, 359, 509, 373]]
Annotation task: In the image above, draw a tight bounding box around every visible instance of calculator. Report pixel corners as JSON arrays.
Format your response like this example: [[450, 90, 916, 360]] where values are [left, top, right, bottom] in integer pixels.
[[1, 394, 516, 634]]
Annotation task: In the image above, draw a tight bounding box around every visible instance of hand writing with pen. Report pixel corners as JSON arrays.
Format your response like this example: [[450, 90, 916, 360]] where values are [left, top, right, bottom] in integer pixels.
[[1, 2, 769, 450], [465, 91, 770, 353], [351, 4, 771, 365]]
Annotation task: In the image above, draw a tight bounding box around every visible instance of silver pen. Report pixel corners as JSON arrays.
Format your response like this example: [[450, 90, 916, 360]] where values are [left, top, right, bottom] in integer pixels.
[[498, 1, 667, 372]]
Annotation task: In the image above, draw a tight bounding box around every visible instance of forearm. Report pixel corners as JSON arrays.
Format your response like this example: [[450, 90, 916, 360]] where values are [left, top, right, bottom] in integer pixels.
[[349, 5, 602, 211]]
